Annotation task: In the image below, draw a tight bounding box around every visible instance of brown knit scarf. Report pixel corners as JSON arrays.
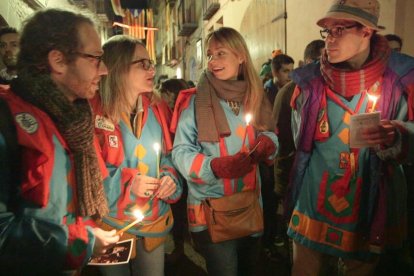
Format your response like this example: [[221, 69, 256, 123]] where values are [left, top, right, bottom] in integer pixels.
[[320, 34, 391, 97], [195, 71, 247, 142], [11, 69, 108, 218]]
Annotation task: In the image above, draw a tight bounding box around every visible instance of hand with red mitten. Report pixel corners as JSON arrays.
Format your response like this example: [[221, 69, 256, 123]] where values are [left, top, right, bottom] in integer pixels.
[[210, 152, 254, 179], [249, 135, 276, 163]]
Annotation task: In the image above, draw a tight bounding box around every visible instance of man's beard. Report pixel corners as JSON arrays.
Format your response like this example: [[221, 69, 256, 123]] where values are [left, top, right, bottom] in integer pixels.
[[3, 55, 17, 69], [5, 64, 17, 71]]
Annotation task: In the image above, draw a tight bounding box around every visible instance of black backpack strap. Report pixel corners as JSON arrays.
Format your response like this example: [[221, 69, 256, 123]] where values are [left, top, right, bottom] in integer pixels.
[[0, 98, 18, 153], [0, 97, 21, 210]]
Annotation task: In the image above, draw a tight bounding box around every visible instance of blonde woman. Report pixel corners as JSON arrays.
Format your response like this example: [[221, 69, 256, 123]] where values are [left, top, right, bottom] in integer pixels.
[[172, 27, 278, 276], [92, 35, 182, 276]]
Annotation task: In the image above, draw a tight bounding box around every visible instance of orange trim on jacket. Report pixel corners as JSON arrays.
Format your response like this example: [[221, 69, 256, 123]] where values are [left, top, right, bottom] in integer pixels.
[[170, 87, 196, 134]]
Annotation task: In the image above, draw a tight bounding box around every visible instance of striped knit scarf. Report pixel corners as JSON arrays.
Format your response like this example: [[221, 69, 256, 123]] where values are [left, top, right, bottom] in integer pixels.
[[320, 35, 391, 97], [195, 71, 247, 142], [11, 70, 108, 218]]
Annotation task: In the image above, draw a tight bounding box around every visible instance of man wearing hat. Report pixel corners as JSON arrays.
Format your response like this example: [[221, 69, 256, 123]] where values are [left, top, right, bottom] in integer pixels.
[[285, 0, 414, 274]]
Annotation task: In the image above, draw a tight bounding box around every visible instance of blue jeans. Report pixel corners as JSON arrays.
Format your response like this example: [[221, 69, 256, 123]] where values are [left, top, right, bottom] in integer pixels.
[[191, 230, 260, 276], [99, 238, 165, 276]]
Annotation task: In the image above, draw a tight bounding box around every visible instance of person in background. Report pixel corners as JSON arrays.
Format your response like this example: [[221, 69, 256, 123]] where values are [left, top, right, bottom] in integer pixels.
[[260, 49, 282, 86], [171, 27, 278, 276], [0, 27, 19, 84], [159, 78, 190, 263], [264, 53, 294, 106], [0, 9, 119, 275], [385, 34, 403, 53], [187, 80, 196, 88], [159, 78, 189, 110], [155, 74, 168, 91], [259, 60, 272, 85], [303, 40, 325, 65], [92, 35, 182, 276], [260, 52, 294, 261], [286, 0, 414, 275], [268, 39, 325, 264]]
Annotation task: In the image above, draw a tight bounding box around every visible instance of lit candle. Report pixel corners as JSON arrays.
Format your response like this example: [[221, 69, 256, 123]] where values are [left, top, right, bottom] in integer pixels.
[[367, 94, 379, 113], [115, 209, 144, 236], [153, 143, 160, 179], [241, 113, 252, 151]]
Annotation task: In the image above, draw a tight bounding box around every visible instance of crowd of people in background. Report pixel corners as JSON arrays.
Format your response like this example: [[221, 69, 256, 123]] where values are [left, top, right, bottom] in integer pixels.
[[1, 0, 414, 275]]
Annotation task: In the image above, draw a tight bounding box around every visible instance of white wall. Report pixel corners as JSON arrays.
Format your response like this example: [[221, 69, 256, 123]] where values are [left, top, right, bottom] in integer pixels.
[[203, 0, 251, 32], [395, 0, 414, 55], [0, 0, 102, 29], [0, 0, 33, 28]]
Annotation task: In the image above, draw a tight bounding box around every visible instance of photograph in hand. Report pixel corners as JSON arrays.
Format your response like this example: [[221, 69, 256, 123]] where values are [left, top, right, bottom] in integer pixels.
[[88, 239, 133, 265]]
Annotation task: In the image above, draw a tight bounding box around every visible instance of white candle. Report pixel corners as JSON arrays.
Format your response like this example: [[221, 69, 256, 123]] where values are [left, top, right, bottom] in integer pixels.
[[115, 209, 144, 235], [153, 143, 161, 179], [241, 113, 252, 151]]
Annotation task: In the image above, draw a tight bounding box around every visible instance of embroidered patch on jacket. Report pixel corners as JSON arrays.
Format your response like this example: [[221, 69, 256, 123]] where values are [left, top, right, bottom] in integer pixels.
[[291, 214, 300, 227], [108, 135, 119, 148], [337, 128, 350, 145], [15, 113, 38, 134], [339, 152, 350, 169], [325, 227, 343, 246], [328, 194, 350, 213], [319, 120, 329, 134], [95, 115, 115, 131]]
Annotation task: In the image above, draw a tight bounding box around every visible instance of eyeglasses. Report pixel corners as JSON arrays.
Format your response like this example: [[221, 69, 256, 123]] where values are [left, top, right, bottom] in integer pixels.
[[131, 59, 155, 70], [75, 52, 104, 68], [320, 25, 358, 39], [207, 51, 229, 62]]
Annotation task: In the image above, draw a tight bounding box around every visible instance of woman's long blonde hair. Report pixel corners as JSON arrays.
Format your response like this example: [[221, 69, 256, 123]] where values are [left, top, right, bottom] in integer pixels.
[[205, 27, 271, 131], [99, 35, 160, 123]]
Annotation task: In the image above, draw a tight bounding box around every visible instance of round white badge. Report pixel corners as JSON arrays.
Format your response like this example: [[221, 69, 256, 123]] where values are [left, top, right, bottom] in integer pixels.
[[15, 113, 39, 134]]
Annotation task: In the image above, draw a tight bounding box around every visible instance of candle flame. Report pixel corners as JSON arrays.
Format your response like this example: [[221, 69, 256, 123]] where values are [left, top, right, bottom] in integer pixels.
[[153, 143, 160, 153], [133, 209, 144, 222], [367, 93, 378, 102], [367, 93, 379, 113], [245, 113, 252, 125], [114, 209, 145, 236]]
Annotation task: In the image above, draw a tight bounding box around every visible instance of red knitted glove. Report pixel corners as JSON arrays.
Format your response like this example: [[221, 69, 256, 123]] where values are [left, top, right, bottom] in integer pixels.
[[249, 135, 276, 163], [210, 152, 254, 179]]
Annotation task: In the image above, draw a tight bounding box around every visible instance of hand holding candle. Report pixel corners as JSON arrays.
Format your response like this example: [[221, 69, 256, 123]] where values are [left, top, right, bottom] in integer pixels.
[[241, 113, 252, 151], [115, 209, 145, 236], [153, 143, 160, 179]]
